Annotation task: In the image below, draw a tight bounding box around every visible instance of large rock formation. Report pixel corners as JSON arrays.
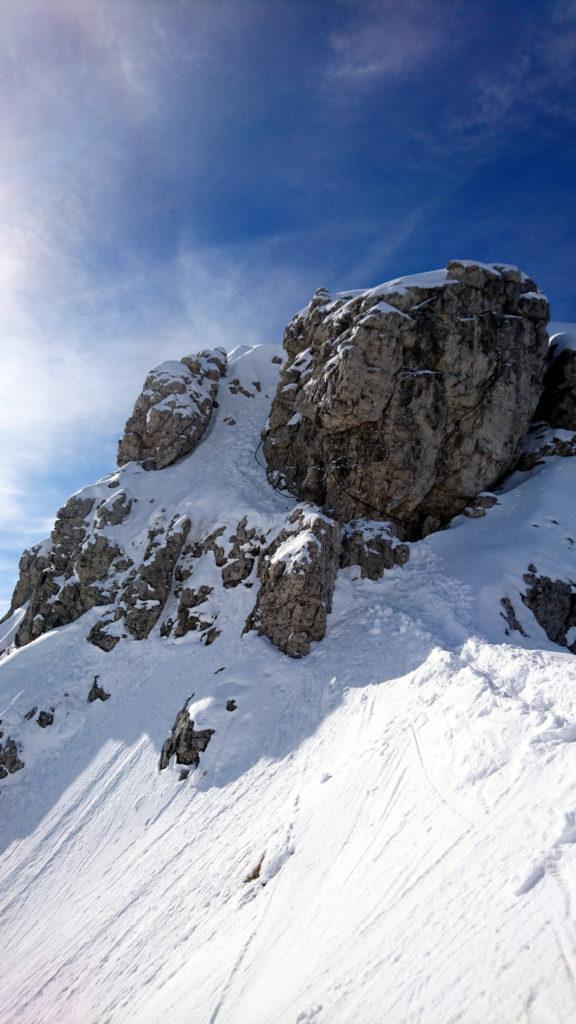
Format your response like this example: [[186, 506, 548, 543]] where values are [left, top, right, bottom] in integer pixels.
[[245, 505, 341, 657], [117, 349, 227, 470], [535, 334, 576, 430], [263, 261, 549, 538]]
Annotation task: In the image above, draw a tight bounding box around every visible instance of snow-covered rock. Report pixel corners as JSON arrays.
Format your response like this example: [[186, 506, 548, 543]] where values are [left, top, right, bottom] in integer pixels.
[[117, 348, 227, 471], [263, 260, 549, 538], [1, 295, 576, 1024]]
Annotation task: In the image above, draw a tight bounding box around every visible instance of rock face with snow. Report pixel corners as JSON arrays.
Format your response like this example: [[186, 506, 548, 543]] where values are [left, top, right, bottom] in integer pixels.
[[263, 261, 549, 538], [340, 519, 410, 580], [536, 334, 576, 430], [159, 700, 214, 770], [521, 569, 576, 653], [117, 348, 227, 470], [245, 504, 341, 657]]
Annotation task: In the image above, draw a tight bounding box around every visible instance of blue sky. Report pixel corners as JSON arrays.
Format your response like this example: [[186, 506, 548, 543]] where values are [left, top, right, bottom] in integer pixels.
[[1, 0, 575, 611]]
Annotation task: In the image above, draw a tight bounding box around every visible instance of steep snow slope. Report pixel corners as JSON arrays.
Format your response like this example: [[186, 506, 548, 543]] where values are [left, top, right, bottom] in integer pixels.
[[1, 344, 576, 1024]]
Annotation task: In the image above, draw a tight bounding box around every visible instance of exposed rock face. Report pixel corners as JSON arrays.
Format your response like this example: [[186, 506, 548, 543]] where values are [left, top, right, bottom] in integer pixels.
[[14, 491, 133, 649], [536, 335, 576, 430], [122, 515, 191, 639], [0, 542, 50, 624], [263, 261, 549, 539], [117, 349, 227, 471], [246, 505, 341, 657], [521, 570, 576, 652], [340, 520, 409, 580], [15, 494, 97, 647], [221, 517, 265, 588], [95, 490, 132, 528], [159, 700, 214, 770]]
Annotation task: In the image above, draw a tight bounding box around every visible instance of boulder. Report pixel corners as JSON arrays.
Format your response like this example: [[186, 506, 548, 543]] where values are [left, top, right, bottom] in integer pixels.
[[159, 699, 214, 770], [263, 261, 549, 539], [521, 570, 576, 652], [245, 505, 341, 657], [340, 520, 409, 580], [117, 349, 227, 471]]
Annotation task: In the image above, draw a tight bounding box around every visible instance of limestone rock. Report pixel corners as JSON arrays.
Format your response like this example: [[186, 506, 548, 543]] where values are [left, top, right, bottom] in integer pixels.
[[117, 349, 227, 471], [536, 335, 576, 430], [0, 542, 50, 624], [246, 505, 341, 657], [340, 520, 409, 580], [521, 570, 576, 652], [263, 261, 549, 539], [221, 517, 265, 588], [122, 515, 191, 639], [87, 676, 111, 702], [159, 699, 214, 770], [95, 490, 132, 528], [0, 737, 24, 778]]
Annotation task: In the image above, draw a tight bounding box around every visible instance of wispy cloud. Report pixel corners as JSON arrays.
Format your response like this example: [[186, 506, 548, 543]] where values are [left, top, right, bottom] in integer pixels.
[[323, 0, 461, 85]]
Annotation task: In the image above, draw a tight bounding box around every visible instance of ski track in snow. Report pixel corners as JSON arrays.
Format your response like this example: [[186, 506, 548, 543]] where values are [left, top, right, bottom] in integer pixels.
[[0, 344, 576, 1023]]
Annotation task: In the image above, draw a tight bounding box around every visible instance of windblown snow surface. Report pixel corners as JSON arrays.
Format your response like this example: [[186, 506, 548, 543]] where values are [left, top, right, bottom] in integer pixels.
[[1, 344, 576, 1024]]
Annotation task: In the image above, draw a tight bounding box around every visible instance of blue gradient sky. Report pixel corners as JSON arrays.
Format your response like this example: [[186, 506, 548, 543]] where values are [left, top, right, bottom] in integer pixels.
[[1, 0, 575, 610]]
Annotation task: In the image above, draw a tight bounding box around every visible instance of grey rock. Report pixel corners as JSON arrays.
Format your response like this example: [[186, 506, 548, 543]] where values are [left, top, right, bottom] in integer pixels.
[[521, 571, 576, 651], [500, 597, 528, 637], [0, 737, 24, 778], [87, 617, 122, 652], [340, 520, 410, 580], [0, 543, 50, 623], [24, 707, 38, 721], [536, 336, 576, 430], [159, 698, 214, 770], [95, 490, 132, 527], [221, 517, 264, 588], [263, 261, 549, 539], [117, 349, 227, 471], [174, 585, 214, 638], [245, 504, 341, 657], [87, 676, 111, 702], [37, 710, 54, 728], [122, 515, 191, 639]]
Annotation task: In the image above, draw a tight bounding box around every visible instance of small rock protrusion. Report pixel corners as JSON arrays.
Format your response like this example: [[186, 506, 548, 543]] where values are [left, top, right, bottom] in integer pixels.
[[87, 675, 111, 703], [37, 710, 54, 728], [0, 737, 25, 777], [24, 707, 38, 721], [226, 699, 237, 712]]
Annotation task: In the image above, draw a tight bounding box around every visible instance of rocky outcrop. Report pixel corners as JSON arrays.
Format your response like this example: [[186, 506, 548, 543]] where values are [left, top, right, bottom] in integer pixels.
[[340, 520, 409, 580], [0, 541, 50, 624], [87, 676, 111, 702], [117, 349, 227, 471], [246, 505, 341, 657], [263, 261, 549, 539], [94, 490, 132, 528], [121, 515, 191, 639], [521, 570, 576, 652], [14, 491, 132, 649], [221, 517, 265, 588], [159, 699, 214, 770], [0, 736, 24, 778], [536, 335, 576, 430]]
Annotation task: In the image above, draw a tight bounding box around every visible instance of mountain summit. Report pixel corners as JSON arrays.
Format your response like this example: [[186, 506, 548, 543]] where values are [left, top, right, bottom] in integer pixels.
[[1, 262, 576, 1024]]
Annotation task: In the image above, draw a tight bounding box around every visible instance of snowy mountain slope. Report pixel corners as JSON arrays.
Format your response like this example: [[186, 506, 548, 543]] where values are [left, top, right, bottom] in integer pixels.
[[1, 341, 576, 1023]]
